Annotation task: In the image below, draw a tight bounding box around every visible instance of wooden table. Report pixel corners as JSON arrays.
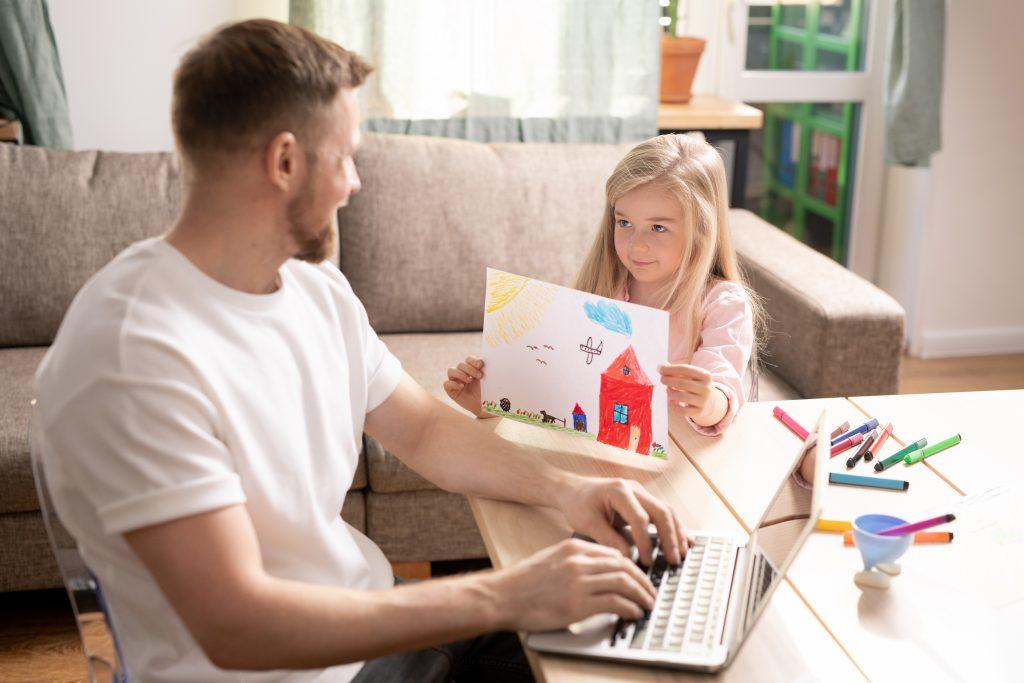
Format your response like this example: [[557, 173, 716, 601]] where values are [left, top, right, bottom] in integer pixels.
[[657, 96, 763, 209], [469, 390, 1024, 682]]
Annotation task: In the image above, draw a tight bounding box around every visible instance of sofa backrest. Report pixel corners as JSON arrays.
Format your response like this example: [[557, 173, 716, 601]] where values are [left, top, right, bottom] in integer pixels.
[[339, 133, 633, 334], [0, 145, 182, 347]]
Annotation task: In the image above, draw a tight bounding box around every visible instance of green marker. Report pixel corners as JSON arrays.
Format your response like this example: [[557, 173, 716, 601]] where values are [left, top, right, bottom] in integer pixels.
[[875, 438, 927, 472], [905, 434, 962, 464]]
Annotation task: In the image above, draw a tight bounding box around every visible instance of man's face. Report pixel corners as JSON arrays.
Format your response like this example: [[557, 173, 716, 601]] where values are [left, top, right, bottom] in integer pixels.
[[287, 89, 362, 263]]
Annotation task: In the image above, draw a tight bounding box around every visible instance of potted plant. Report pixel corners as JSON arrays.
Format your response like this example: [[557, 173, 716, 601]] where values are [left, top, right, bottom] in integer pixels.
[[659, 0, 705, 103]]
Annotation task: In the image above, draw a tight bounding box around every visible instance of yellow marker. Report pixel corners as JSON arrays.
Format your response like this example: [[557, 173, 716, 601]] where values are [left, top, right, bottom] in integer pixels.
[[816, 519, 852, 533]]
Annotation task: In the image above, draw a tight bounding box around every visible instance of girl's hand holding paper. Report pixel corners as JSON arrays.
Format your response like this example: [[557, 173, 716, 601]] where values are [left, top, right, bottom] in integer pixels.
[[660, 363, 728, 427]]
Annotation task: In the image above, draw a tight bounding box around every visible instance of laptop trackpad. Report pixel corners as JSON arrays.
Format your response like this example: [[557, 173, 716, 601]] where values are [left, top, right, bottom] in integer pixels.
[[567, 612, 617, 639]]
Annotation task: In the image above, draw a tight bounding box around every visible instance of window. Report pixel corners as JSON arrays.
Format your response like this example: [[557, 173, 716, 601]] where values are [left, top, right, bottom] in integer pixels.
[[613, 403, 629, 425]]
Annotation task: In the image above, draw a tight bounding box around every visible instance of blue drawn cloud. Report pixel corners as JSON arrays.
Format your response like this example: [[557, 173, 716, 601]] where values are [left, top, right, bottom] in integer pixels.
[[583, 300, 632, 336]]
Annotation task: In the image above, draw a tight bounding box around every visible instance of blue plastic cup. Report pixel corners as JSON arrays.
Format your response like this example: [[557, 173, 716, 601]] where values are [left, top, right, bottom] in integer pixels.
[[852, 514, 914, 571]]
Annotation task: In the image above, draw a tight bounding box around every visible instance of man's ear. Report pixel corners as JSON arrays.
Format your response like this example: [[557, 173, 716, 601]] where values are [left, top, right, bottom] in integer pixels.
[[265, 131, 300, 192]]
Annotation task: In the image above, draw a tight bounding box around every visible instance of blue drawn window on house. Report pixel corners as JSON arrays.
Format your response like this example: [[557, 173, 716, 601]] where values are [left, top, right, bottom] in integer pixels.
[[622, 366, 630, 376], [613, 403, 629, 424]]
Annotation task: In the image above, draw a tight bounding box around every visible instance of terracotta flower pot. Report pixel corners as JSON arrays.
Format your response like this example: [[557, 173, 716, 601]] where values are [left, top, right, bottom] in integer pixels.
[[660, 35, 706, 103]]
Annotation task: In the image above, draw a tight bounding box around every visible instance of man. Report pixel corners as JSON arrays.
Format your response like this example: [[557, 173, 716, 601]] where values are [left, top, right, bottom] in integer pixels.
[[34, 19, 687, 682]]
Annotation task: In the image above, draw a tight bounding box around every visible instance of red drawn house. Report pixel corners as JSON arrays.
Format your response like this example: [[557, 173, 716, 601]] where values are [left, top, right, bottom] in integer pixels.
[[597, 346, 654, 454]]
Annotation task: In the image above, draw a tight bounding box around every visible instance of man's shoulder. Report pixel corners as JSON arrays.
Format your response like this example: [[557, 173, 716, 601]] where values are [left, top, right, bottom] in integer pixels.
[[35, 239, 190, 406]]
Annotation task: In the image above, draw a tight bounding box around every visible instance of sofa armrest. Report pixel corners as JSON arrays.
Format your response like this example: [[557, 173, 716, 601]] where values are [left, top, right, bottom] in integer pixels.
[[729, 210, 905, 398]]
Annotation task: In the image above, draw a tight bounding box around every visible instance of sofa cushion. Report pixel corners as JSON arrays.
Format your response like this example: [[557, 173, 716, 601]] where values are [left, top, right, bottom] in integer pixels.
[[0, 511, 62, 592], [366, 489, 485, 563], [754, 367, 802, 403], [340, 134, 633, 334], [0, 145, 182, 347], [0, 347, 48, 514]]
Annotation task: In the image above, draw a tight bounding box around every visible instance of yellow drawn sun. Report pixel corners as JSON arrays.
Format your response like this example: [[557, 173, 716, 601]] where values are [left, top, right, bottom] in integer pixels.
[[484, 269, 558, 348]]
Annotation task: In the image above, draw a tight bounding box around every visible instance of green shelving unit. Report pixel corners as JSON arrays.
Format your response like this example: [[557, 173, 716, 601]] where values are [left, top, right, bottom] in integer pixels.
[[760, 0, 862, 263]]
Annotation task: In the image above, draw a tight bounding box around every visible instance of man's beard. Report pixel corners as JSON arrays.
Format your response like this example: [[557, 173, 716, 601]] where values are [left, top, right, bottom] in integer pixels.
[[286, 182, 335, 264]]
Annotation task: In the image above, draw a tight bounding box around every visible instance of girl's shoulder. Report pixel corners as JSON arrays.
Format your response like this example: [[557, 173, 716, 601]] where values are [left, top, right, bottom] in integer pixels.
[[701, 278, 750, 312]]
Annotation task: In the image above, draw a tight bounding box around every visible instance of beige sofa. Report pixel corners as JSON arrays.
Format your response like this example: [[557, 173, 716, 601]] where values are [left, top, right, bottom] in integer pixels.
[[0, 134, 904, 592]]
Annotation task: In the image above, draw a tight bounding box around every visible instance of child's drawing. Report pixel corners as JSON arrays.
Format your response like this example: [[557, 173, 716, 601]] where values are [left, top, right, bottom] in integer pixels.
[[579, 336, 604, 364], [481, 268, 669, 458]]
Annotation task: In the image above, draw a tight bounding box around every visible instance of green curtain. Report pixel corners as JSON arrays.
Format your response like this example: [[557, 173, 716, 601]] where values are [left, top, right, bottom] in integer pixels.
[[885, 0, 945, 167], [290, 0, 660, 144], [0, 0, 72, 147]]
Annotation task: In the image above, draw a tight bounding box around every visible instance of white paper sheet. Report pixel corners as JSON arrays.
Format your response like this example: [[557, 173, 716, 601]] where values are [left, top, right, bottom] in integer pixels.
[[480, 268, 670, 458]]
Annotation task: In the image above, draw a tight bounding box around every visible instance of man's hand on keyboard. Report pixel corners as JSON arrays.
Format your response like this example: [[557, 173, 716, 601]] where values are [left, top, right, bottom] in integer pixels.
[[555, 477, 689, 567], [488, 538, 656, 632]]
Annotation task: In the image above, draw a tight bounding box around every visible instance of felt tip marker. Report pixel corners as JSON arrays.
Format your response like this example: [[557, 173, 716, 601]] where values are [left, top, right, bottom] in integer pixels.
[[866, 423, 893, 461], [905, 434, 962, 464], [830, 418, 879, 446], [846, 429, 878, 468], [773, 406, 809, 440], [844, 531, 953, 546], [878, 513, 955, 536], [830, 433, 863, 458], [829, 421, 851, 440], [829, 472, 909, 491], [874, 438, 927, 472]]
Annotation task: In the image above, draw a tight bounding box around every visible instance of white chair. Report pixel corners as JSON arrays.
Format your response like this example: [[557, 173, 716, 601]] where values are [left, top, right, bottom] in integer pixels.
[[29, 399, 128, 682]]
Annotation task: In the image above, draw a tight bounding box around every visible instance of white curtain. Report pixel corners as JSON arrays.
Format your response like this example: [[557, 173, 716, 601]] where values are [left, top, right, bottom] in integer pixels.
[[291, 0, 660, 143]]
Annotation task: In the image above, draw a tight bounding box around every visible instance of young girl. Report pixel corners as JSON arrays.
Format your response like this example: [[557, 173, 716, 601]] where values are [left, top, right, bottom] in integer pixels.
[[445, 132, 761, 436]]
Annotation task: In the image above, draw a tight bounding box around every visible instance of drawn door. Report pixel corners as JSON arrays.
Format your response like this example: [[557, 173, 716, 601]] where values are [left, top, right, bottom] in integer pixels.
[[628, 425, 640, 452]]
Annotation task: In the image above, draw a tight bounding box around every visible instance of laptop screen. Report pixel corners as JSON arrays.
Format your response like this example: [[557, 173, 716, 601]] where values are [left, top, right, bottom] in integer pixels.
[[740, 419, 825, 636]]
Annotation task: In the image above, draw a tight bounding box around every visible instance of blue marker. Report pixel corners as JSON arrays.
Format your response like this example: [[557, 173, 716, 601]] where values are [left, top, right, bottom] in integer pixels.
[[829, 472, 909, 491], [830, 418, 879, 446]]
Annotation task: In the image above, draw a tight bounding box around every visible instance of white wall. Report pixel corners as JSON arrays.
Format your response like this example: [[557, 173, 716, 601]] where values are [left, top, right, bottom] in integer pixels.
[[49, 0, 288, 152], [877, 0, 1024, 358]]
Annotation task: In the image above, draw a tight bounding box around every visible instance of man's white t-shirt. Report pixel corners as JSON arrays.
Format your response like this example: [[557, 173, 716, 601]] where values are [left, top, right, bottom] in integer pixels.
[[34, 237, 401, 682]]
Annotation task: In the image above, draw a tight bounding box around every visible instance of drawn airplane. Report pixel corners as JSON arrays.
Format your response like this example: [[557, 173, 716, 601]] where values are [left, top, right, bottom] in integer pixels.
[[579, 337, 604, 365]]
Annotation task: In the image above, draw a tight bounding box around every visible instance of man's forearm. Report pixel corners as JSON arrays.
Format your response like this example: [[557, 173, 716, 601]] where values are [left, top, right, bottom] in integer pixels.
[[208, 570, 506, 670], [400, 401, 581, 508]]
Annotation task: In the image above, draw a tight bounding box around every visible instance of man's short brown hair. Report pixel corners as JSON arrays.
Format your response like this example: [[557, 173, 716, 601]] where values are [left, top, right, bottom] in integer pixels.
[[172, 19, 372, 169]]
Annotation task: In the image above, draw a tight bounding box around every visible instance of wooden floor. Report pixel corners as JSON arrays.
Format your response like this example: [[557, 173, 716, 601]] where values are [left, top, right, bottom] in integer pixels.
[[2, 354, 1021, 682]]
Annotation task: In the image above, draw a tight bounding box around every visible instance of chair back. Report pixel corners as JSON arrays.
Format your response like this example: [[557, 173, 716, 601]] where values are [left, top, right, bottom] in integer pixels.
[[29, 399, 128, 683]]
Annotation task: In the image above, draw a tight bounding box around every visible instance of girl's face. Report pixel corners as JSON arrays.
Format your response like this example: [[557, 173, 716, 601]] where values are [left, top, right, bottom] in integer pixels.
[[613, 183, 688, 289]]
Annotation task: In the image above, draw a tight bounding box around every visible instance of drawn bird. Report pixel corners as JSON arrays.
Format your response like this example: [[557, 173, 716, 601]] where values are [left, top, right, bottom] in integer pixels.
[[526, 344, 539, 350], [535, 358, 547, 365], [543, 344, 554, 350]]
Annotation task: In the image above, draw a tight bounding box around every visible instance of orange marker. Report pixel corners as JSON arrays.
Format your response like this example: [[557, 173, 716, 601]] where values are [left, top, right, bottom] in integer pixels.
[[843, 531, 953, 546], [866, 422, 893, 461]]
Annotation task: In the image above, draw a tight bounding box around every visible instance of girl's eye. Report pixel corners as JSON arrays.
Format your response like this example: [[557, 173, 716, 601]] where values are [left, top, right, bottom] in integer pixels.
[[652, 224, 667, 233], [616, 219, 632, 229]]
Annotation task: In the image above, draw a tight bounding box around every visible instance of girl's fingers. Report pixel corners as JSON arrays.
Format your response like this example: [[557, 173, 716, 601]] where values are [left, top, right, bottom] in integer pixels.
[[457, 361, 483, 380], [659, 363, 711, 381], [447, 367, 473, 384], [662, 377, 711, 392], [467, 356, 485, 369], [667, 388, 705, 406], [443, 380, 462, 397]]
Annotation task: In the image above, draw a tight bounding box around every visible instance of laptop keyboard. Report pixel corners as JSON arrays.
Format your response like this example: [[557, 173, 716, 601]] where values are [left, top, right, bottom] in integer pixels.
[[611, 533, 735, 657]]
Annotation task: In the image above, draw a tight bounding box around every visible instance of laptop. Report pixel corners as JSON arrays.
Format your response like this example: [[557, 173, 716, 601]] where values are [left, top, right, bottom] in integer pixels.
[[527, 410, 829, 672]]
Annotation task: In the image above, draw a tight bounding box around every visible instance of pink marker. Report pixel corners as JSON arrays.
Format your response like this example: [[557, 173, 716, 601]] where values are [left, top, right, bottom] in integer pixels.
[[773, 406, 809, 440], [830, 433, 863, 458], [878, 513, 956, 537]]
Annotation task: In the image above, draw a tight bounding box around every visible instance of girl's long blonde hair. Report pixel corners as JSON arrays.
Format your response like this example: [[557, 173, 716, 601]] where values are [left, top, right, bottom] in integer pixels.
[[575, 132, 764, 364]]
